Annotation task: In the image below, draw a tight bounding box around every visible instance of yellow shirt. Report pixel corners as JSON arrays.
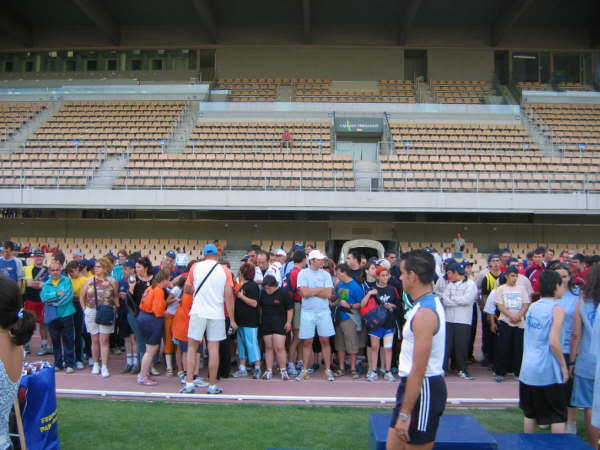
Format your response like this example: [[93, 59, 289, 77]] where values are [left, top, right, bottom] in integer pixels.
[[70, 276, 90, 297], [51, 279, 59, 287]]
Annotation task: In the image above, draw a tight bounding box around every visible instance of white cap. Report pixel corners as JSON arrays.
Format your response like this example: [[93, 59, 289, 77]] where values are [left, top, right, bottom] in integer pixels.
[[308, 250, 326, 260], [273, 248, 286, 257]]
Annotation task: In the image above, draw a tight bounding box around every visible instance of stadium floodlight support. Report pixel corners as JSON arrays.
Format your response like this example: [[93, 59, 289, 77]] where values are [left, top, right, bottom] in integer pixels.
[[490, 0, 535, 47], [71, 0, 120, 45], [191, 0, 218, 44], [397, 0, 423, 46]]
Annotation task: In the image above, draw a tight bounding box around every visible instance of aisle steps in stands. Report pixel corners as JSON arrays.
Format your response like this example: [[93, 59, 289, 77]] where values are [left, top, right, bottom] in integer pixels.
[[1, 101, 62, 154], [164, 101, 199, 154], [88, 156, 128, 189]]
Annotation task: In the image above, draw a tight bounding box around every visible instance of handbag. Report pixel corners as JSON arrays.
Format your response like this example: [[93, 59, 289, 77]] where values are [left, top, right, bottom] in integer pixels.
[[93, 277, 115, 326], [43, 304, 58, 325]]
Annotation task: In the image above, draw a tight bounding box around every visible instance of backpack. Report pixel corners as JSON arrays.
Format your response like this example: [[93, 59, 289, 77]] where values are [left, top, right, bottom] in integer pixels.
[[281, 267, 299, 300]]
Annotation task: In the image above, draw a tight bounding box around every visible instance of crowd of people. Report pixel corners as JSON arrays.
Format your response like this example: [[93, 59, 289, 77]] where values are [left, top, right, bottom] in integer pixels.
[[0, 237, 600, 448]]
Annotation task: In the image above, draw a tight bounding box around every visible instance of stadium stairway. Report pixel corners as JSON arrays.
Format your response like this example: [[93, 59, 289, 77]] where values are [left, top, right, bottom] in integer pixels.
[[354, 159, 382, 191], [164, 101, 198, 154], [0, 100, 63, 154], [520, 112, 557, 156], [87, 155, 128, 189], [222, 249, 247, 274]]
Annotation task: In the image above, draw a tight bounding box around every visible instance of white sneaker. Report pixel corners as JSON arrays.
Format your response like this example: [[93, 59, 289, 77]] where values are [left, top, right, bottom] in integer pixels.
[[101, 366, 110, 378], [91, 363, 100, 375], [193, 376, 209, 387], [75, 361, 85, 370], [384, 371, 395, 382], [88, 358, 94, 367]]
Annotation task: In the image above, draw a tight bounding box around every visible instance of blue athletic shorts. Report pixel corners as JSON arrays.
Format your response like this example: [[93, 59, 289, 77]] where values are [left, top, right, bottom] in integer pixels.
[[368, 327, 394, 339], [172, 338, 203, 354], [571, 375, 594, 408]]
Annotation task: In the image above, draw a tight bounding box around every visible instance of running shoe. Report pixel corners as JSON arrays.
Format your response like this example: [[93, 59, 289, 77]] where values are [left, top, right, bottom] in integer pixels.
[[295, 369, 309, 381], [367, 371, 378, 382], [75, 361, 85, 370], [252, 367, 262, 380], [457, 370, 474, 380], [286, 363, 298, 377], [207, 385, 223, 394], [179, 384, 195, 394], [384, 371, 396, 382], [193, 376, 209, 387], [296, 361, 304, 371], [262, 370, 273, 380], [101, 366, 110, 378], [324, 369, 335, 382], [232, 368, 248, 378], [37, 346, 52, 356], [495, 375, 504, 383], [91, 363, 100, 375], [65, 367, 75, 374], [280, 369, 289, 381], [137, 376, 157, 386]]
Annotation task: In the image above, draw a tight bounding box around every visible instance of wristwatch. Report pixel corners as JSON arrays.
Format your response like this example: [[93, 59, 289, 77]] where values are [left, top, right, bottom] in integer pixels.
[[397, 412, 411, 422]]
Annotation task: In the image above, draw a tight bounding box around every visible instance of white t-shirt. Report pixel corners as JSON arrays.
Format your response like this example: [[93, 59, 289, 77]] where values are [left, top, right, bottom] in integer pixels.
[[494, 283, 530, 328], [186, 260, 233, 319], [166, 285, 182, 315]]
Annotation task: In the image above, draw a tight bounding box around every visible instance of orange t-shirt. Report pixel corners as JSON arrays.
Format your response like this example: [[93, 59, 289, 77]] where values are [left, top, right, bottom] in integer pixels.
[[139, 285, 167, 318], [172, 292, 194, 342]]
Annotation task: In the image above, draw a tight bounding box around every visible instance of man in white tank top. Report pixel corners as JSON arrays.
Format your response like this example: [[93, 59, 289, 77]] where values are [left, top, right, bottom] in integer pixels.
[[387, 250, 447, 450]]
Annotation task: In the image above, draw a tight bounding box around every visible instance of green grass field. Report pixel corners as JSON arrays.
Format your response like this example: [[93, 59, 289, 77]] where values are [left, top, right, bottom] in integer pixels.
[[56, 398, 587, 449]]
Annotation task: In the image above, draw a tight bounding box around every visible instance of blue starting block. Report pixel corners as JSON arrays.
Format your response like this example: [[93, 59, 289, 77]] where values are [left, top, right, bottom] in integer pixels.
[[370, 413, 592, 450], [492, 433, 592, 450], [369, 414, 497, 450]]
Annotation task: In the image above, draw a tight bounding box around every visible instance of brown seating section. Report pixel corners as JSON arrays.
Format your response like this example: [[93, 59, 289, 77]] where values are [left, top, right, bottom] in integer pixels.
[[430, 80, 492, 104], [25, 101, 186, 155], [558, 82, 593, 92], [296, 79, 416, 103], [216, 78, 285, 102], [499, 241, 600, 260], [114, 151, 354, 190], [384, 121, 599, 192], [0, 102, 47, 142], [517, 82, 548, 91], [0, 152, 98, 188], [381, 153, 600, 192], [390, 122, 536, 153], [12, 237, 225, 264], [526, 103, 600, 157], [185, 121, 331, 152]]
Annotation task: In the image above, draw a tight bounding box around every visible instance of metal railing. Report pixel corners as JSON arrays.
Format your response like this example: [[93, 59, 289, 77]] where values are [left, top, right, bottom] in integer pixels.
[[0, 167, 597, 194]]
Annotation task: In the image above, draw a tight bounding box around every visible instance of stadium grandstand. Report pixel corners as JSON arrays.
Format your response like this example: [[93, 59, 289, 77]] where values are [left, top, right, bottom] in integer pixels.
[[1, 1, 600, 446]]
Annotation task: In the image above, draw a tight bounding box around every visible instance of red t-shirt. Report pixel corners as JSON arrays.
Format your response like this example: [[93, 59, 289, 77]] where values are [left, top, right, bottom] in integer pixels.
[[289, 266, 301, 302]]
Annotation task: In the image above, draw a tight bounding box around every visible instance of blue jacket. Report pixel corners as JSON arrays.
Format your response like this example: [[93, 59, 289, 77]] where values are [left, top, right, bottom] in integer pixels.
[[41, 275, 76, 318]]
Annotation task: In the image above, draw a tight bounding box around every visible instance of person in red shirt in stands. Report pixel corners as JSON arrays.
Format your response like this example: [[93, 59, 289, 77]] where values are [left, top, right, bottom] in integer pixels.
[[280, 129, 293, 150], [499, 248, 512, 273], [524, 246, 546, 300]]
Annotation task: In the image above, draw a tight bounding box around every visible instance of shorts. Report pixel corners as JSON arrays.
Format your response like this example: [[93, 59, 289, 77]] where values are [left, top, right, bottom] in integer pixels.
[[237, 327, 261, 363], [84, 307, 115, 335], [261, 320, 287, 336], [298, 309, 335, 340], [519, 382, 567, 425], [391, 375, 447, 445], [137, 311, 165, 346], [172, 338, 203, 354], [292, 302, 302, 329], [368, 327, 395, 340], [334, 319, 359, 354], [25, 300, 44, 324], [188, 314, 225, 342], [571, 375, 594, 409]]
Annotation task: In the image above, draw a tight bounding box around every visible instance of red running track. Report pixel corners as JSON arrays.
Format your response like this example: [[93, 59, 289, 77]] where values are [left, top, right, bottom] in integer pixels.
[[26, 333, 518, 407]]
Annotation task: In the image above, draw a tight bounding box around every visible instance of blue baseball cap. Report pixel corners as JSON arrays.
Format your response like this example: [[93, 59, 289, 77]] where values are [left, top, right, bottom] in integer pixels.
[[448, 262, 465, 275], [105, 252, 116, 259], [461, 260, 473, 267], [203, 243, 218, 256], [488, 254, 500, 263], [124, 259, 135, 268], [166, 250, 176, 259], [293, 243, 305, 251]]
